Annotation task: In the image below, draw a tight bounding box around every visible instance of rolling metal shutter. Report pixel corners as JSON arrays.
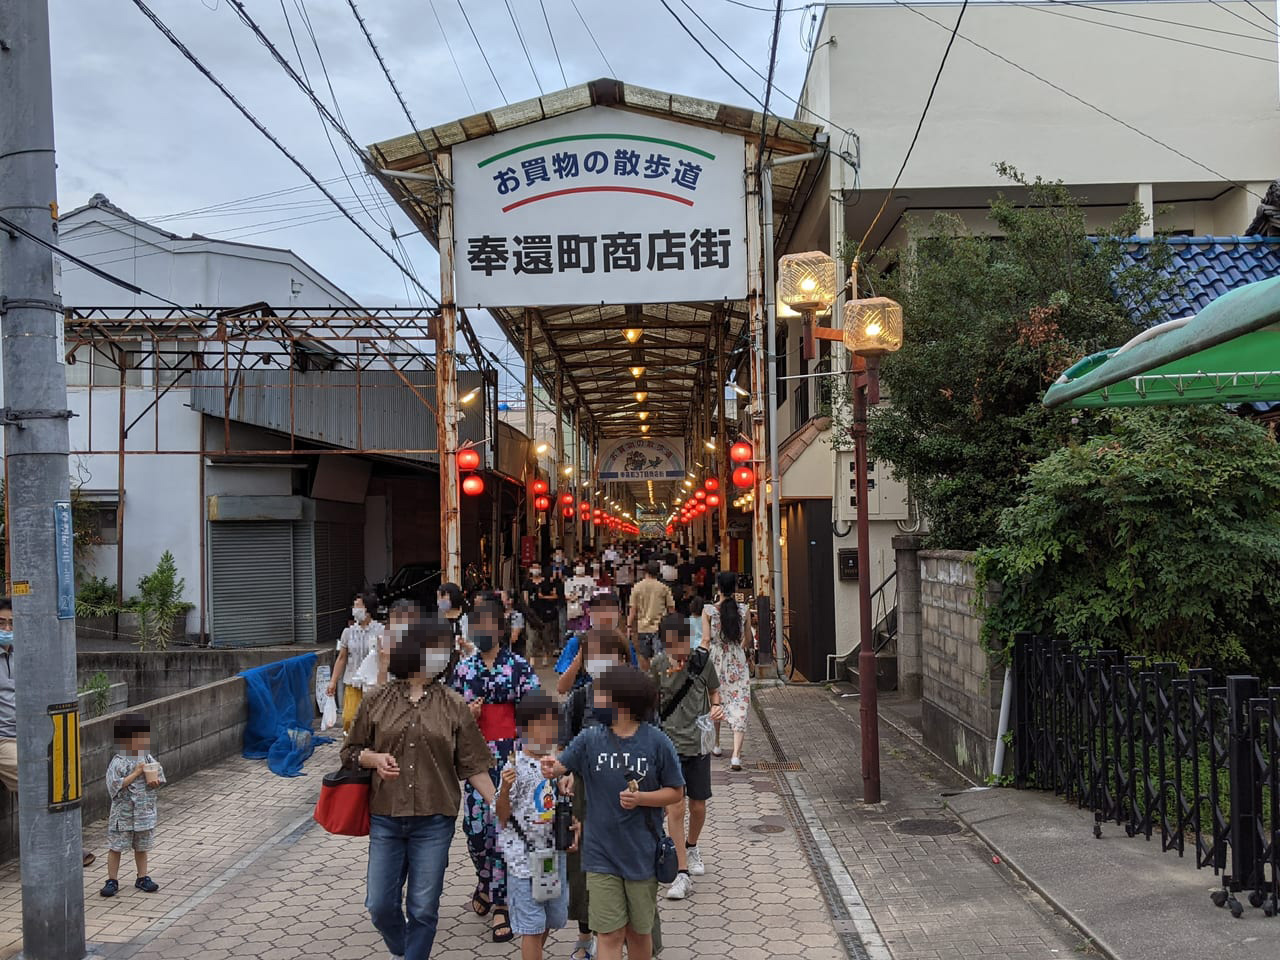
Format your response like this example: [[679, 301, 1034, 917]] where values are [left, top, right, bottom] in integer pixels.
[[314, 520, 365, 645], [208, 521, 294, 648], [293, 520, 317, 645]]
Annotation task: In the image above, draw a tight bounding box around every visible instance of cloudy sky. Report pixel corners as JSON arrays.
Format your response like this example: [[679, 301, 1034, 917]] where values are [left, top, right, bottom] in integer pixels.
[[48, 0, 825, 397]]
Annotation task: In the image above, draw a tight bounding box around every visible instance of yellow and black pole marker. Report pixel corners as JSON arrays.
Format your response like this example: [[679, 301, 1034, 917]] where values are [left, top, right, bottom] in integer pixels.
[[47, 701, 82, 811]]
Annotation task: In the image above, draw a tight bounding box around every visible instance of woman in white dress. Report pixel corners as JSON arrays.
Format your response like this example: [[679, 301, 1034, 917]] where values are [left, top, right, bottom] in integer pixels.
[[703, 571, 753, 771]]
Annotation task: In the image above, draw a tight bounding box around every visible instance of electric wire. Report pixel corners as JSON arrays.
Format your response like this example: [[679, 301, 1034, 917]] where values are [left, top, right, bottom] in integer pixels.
[[569, 0, 615, 76], [860, 0, 969, 253], [127, 0, 439, 304], [1210, 0, 1279, 33], [539, 0, 569, 88], [1024, 3, 1277, 61], [889, 0, 1266, 206], [755, 1, 786, 177], [457, 0, 508, 103], [504, 0, 545, 95], [1047, 0, 1273, 40], [1244, 0, 1280, 29], [428, 0, 477, 112]]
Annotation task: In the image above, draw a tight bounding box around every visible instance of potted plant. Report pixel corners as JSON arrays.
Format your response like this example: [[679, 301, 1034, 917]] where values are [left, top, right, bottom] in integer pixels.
[[127, 551, 194, 650]]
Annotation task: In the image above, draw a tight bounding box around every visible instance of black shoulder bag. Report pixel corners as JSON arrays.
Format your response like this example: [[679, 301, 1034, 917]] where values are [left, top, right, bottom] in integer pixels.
[[625, 763, 679, 884]]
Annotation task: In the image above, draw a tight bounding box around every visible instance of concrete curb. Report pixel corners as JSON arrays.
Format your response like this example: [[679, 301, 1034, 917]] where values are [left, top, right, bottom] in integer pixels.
[[873, 699, 980, 789], [948, 798, 1122, 960]]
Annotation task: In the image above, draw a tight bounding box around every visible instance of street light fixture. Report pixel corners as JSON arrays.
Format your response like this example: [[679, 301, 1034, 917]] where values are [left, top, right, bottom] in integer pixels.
[[460, 386, 481, 404], [843, 282, 906, 807], [623, 327, 643, 344], [535, 441, 550, 455]]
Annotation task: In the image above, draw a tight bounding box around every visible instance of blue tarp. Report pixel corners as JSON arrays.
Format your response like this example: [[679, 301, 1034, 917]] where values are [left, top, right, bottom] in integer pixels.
[[240, 653, 333, 777]]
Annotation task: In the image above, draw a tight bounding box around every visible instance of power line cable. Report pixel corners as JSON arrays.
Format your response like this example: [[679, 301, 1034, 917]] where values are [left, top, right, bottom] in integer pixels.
[[1048, 0, 1274, 41], [1210, 0, 1279, 32], [889, 0, 1266, 206], [569, 0, 615, 76], [755, 1, 786, 176], [457, 0, 508, 103], [539, 0, 569, 88], [428, 0, 477, 112], [127, 0, 439, 304], [503, 0, 545, 95], [1025, 3, 1277, 62], [1244, 0, 1280, 29], [860, 0, 969, 252]]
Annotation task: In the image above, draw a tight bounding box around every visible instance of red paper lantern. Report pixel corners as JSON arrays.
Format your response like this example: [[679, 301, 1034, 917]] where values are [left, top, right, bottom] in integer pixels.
[[696, 502, 707, 514], [562, 507, 575, 519], [457, 448, 481, 471], [704, 477, 720, 492], [733, 466, 756, 488], [534, 496, 550, 511], [560, 492, 574, 506], [695, 489, 706, 501], [461, 474, 485, 496], [730, 441, 753, 463], [580, 501, 591, 513], [706, 493, 721, 508], [531, 479, 548, 495]]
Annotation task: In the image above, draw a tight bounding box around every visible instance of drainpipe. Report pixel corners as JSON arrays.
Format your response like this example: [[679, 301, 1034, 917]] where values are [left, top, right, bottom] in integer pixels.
[[763, 147, 823, 675], [991, 663, 1014, 779]]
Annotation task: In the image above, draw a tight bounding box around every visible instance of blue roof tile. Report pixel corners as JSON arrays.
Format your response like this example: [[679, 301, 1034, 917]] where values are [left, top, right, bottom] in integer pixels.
[[1115, 236, 1280, 327]]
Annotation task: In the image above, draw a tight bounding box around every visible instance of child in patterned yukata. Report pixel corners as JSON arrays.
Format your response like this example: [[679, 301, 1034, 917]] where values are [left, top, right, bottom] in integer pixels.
[[101, 712, 166, 898]]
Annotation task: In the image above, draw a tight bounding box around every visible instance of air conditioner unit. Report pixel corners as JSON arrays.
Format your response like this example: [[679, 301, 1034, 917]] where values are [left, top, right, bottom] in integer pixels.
[[835, 452, 909, 523]]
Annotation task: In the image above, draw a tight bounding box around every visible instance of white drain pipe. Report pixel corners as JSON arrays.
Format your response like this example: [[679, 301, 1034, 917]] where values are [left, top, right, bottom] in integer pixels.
[[991, 663, 1014, 779]]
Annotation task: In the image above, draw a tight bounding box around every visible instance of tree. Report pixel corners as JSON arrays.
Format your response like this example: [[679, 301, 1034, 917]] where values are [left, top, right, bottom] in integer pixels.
[[858, 167, 1176, 548], [976, 407, 1280, 677]]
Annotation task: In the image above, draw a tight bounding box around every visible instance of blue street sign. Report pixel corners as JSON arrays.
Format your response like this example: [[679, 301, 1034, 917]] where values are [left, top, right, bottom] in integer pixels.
[[54, 501, 75, 620]]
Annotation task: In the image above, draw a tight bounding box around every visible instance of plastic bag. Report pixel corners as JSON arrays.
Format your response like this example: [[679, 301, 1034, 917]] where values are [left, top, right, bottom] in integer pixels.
[[315, 664, 331, 714], [696, 713, 715, 756], [352, 646, 381, 689], [320, 695, 338, 731]]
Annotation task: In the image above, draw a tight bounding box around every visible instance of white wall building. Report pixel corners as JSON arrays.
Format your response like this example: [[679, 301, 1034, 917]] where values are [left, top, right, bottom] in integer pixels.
[[777, 0, 1279, 678]]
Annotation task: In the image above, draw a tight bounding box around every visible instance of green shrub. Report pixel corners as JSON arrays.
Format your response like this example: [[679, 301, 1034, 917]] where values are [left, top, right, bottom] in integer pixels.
[[75, 576, 119, 618], [127, 551, 192, 650]]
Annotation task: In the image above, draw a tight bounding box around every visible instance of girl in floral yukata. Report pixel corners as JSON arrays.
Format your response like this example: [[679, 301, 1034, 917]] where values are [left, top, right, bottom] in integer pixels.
[[450, 593, 540, 943]]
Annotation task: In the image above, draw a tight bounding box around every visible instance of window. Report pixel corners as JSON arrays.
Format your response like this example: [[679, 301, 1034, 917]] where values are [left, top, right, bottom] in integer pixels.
[[65, 342, 141, 387], [82, 502, 119, 545]]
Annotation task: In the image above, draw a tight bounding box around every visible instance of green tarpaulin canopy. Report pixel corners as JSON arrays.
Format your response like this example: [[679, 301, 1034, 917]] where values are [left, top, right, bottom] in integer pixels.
[[1042, 275, 1280, 409]]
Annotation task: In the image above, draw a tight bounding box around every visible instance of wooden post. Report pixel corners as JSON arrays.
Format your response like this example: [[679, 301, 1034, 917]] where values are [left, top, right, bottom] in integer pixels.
[[524, 310, 535, 538], [745, 140, 770, 598], [436, 151, 461, 585]]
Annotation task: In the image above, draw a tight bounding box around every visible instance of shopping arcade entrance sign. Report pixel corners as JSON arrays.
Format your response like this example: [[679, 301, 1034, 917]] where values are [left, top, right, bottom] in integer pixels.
[[453, 107, 749, 307]]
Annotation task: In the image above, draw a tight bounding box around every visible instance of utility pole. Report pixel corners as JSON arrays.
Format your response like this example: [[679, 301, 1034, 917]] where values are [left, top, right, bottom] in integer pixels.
[[0, 3, 89, 958]]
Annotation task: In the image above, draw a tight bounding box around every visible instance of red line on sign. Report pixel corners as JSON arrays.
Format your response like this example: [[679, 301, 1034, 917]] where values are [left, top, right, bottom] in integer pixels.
[[500, 186, 695, 213]]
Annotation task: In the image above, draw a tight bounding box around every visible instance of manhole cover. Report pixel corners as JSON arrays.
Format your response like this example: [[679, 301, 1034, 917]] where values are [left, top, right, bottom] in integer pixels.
[[750, 823, 786, 835], [892, 818, 962, 837]]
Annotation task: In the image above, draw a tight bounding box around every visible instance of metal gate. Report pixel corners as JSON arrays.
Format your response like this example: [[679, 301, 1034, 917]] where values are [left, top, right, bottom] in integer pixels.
[[1013, 634, 1280, 918]]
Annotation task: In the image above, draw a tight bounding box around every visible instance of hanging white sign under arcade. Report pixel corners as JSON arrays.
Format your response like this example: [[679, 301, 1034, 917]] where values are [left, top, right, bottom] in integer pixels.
[[598, 437, 686, 482], [452, 106, 749, 307]]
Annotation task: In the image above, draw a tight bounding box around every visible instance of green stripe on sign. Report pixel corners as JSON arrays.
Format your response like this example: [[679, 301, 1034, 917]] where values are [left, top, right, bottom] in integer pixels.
[[477, 133, 715, 168]]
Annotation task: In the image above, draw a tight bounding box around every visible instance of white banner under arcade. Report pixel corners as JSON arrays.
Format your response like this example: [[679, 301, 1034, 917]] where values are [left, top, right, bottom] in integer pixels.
[[598, 438, 685, 482], [452, 106, 749, 307]]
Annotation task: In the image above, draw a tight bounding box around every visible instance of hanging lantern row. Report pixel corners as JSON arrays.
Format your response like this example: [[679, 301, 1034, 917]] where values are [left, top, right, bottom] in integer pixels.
[[459, 445, 484, 496], [705, 477, 719, 492], [462, 474, 485, 496], [733, 466, 756, 488], [730, 440, 753, 463]]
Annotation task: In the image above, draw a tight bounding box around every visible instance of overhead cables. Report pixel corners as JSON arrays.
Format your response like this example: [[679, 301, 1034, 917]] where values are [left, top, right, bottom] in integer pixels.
[[755, 0, 786, 178], [427, 0, 477, 112], [503, 0, 545, 95], [457, 0, 508, 103], [568, 0, 615, 76], [539, 0, 569, 88], [1024, 3, 1277, 62]]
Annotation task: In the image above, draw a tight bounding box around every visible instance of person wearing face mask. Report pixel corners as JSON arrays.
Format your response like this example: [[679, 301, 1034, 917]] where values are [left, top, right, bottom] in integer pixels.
[[566, 563, 596, 635], [523, 564, 562, 669], [437, 582, 472, 659], [448, 596, 541, 943], [326, 592, 385, 734], [557, 593, 624, 696], [359, 599, 423, 690], [342, 616, 496, 960]]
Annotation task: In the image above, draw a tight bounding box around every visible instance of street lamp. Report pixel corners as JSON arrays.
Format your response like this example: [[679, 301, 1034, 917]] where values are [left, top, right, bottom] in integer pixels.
[[842, 284, 905, 806]]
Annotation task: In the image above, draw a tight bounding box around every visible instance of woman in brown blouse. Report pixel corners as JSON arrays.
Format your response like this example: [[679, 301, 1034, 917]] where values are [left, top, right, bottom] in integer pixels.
[[342, 616, 496, 960]]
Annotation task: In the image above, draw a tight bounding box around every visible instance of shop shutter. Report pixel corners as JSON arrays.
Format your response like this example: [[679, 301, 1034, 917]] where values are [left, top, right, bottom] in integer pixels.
[[293, 520, 317, 645], [314, 520, 365, 644], [208, 521, 294, 648]]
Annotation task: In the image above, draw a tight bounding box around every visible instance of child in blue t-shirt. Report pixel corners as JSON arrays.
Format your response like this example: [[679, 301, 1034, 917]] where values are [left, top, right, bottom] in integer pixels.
[[542, 666, 684, 960]]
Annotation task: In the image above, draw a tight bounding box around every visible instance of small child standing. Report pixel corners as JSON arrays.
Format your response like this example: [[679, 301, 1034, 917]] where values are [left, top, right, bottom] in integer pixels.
[[101, 712, 165, 898], [498, 691, 577, 960]]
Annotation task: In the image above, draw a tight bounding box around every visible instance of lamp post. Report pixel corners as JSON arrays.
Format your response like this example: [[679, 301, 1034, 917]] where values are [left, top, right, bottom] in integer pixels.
[[843, 286, 905, 805]]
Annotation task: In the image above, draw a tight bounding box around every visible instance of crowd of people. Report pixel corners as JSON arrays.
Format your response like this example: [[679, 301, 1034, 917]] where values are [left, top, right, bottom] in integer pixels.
[[336, 540, 756, 960]]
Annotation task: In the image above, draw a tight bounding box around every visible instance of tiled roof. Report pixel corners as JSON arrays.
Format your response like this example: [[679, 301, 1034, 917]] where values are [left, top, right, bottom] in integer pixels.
[[1116, 235, 1280, 326]]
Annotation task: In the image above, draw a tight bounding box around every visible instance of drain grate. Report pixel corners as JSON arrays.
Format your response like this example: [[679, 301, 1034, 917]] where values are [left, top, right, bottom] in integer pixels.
[[755, 760, 804, 771], [750, 823, 786, 835], [892, 818, 962, 837]]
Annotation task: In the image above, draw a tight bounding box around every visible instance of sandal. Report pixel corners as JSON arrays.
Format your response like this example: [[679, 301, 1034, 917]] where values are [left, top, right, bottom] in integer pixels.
[[471, 885, 492, 917], [492, 907, 514, 943]]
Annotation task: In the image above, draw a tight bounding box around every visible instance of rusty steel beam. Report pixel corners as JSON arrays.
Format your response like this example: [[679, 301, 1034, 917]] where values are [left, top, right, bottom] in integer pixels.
[[437, 151, 462, 585]]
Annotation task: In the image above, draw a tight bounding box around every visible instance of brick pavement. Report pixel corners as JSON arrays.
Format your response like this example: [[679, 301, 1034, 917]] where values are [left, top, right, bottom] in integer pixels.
[[755, 685, 1090, 959], [1, 735, 848, 960]]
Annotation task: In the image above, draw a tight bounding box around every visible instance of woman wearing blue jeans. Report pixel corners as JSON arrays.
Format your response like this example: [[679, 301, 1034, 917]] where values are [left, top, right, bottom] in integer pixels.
[[342, 617, 496, 960]]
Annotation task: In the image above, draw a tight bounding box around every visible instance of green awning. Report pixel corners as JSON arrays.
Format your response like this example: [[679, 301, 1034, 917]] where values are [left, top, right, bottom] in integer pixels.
[[1043, 275, 1280, 409]]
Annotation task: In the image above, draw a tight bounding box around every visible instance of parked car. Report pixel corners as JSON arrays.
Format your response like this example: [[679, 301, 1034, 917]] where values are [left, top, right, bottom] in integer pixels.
[[374, 563, 441, 617]]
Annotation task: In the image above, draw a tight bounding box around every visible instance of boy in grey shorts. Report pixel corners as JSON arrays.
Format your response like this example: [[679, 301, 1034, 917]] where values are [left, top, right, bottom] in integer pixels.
[[101, 712, 166, 897]]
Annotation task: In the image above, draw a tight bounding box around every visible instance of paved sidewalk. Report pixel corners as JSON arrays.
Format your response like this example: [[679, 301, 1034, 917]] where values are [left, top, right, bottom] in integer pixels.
[[1, 737, 848, 960], [754, 685, 1087, 959]]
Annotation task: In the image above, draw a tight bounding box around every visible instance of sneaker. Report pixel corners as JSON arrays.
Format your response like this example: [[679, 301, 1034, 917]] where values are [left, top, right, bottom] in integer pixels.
[[666, 872, 692, 900], [99, 878, 119, 898], [730, 756, 743, 771], [570, 940, 594, 960], [712, 745, 722, 757], [687, 846, 706, 876], [135, 876, 159, 893]]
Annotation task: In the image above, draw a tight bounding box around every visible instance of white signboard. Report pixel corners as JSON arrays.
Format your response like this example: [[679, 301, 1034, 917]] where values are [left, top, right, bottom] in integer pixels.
[[453, 107, 749, 307], [598, 437, 685, 481]]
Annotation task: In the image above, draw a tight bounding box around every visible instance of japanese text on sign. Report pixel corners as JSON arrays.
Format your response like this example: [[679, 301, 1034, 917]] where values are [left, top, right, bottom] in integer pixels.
[[465, 228, 732, 277]]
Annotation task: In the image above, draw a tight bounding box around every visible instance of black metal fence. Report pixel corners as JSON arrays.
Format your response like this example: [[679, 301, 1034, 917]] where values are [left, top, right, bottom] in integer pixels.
[[1012, 634, 1280, 918]]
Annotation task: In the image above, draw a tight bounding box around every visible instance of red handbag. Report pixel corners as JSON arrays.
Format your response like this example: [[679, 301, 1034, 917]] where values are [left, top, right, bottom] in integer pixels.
[[314, 766, 372, 836]]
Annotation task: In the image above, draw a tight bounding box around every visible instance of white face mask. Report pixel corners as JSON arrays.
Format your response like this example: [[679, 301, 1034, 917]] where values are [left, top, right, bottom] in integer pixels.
[[422, 649, 452, 676], [530, 569, 542, 578], [352, 606, 366, 622], [391, 621, 409, 637], [586, 657, 613, 678], [437, 597, 452, 613], [574, 565, 586, 576]]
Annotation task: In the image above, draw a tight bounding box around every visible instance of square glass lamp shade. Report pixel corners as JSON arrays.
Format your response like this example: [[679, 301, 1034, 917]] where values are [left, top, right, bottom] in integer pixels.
[[777, 251, 838, 312], [843, 297, 904, 355]]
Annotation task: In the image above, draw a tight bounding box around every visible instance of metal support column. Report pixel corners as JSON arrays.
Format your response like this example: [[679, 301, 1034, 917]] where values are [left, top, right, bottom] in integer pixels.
[[436, 152, 461, 585], [853, 378, 881, 804], [744, 141, 771, 611], [523, 310, 535, 537], [716, 319, 729, 568], [554, 370, 564, 551], [0, 2, 89, 955]]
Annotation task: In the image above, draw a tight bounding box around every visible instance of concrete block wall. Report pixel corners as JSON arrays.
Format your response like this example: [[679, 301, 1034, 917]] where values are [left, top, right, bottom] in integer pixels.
[[0, 675, 248, 865], [917, 549, 1006, 782]]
